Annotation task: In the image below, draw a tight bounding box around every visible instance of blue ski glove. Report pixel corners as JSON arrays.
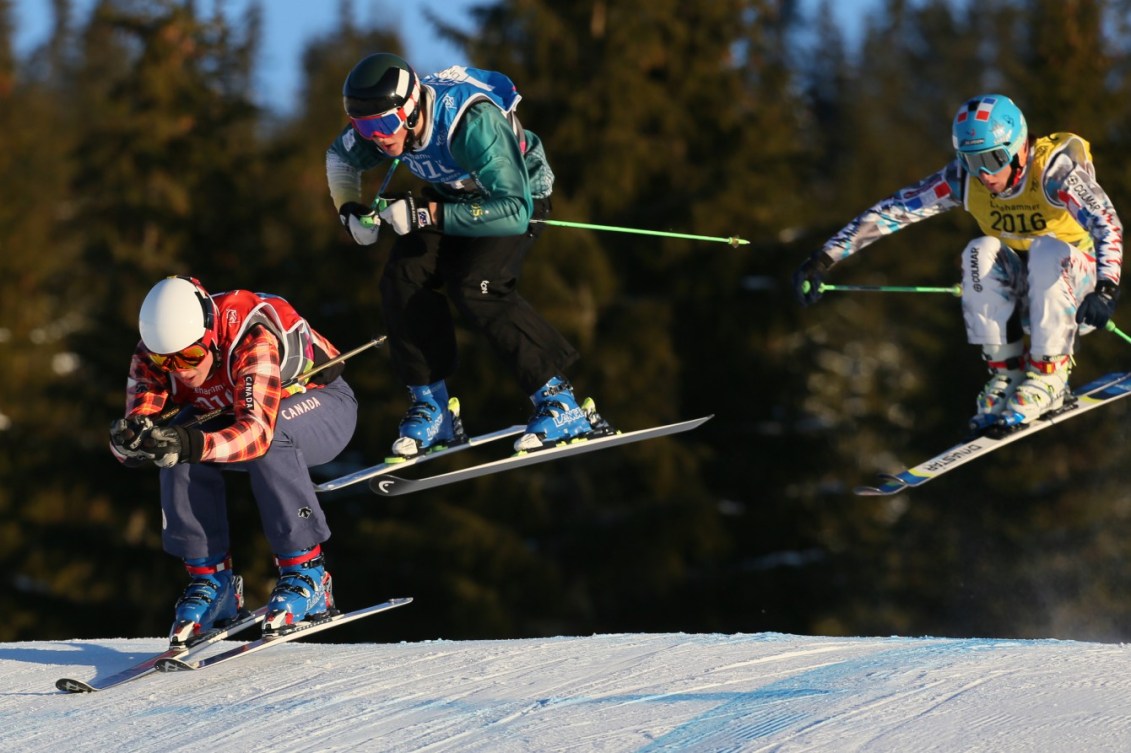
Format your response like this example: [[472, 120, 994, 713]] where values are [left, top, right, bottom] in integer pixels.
[[378, 192, 439, 235], [793, 252, 835, 306], [1076, 280, 1120, 328], [338, 202, 380, 246]]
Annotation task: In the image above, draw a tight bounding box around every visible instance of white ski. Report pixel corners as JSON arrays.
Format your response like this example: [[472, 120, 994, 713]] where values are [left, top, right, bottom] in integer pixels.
[[368, 416, 713, 497], [56, 606, 268, 692], [155, 597, 412, 672], [315, 426, 525, 492], [855, 372, 1131, 496]]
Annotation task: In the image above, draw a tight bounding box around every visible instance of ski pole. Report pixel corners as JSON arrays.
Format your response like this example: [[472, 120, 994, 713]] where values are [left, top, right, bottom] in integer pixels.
[[159, 336, 387, 426], [361, 158, 401, 228], [808, 281, 963, 297], [1105, 320, 1131, 345], [530, 218, 750, 247]]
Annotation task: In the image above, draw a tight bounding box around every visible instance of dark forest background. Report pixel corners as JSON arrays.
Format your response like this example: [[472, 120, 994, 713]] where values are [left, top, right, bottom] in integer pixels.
[[5, 0, 1131, 646]]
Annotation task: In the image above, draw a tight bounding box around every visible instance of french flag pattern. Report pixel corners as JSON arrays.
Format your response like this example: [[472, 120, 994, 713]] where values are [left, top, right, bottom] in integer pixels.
[[955, 96, 997, 125], [900, 173, 953, 212]]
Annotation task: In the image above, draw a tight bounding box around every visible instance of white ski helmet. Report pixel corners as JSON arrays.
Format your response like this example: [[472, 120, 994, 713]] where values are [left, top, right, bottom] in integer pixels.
[[138, 276, 216, 354]]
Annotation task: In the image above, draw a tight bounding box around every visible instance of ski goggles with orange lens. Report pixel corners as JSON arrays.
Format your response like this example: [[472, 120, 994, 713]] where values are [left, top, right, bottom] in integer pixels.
[[147, 342, 211, 371]]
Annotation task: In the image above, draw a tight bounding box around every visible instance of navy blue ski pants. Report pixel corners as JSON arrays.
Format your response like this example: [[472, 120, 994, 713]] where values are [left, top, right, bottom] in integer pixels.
[[158, 377, 357, 560]]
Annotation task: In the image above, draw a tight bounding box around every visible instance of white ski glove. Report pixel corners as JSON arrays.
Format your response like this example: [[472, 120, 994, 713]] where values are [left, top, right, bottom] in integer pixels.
[[338, 202, 380, 245], [378, 193, 435, 235]]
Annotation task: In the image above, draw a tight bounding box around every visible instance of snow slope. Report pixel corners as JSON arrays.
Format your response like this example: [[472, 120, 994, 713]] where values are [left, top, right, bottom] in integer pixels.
[[4, 629, 1131, 752]]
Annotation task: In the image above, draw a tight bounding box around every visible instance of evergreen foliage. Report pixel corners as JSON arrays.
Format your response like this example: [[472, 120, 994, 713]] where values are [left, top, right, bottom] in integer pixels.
[[3, 0, 1131, 644]]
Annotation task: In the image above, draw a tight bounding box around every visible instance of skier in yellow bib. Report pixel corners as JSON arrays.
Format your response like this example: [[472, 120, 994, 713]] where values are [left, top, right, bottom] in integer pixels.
[[794, 93, 1124, 431]]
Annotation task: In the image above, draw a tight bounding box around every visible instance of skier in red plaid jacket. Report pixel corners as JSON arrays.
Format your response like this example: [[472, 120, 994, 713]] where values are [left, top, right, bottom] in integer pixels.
[[110, 276, 359, 641]]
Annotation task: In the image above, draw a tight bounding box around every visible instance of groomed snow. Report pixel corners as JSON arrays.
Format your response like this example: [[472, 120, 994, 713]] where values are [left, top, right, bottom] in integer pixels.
[[4, 631, 1131, 751]]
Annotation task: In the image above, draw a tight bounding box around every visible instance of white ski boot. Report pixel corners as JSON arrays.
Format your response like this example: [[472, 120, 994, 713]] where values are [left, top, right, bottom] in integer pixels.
[[969, 342, 1025, 432], [999, 354, 1072, 426]]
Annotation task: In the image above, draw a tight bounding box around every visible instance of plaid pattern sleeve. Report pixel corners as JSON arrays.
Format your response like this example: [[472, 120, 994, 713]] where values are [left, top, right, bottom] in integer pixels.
[[201, 328, 283, 464], [125, 341, 173, 417]]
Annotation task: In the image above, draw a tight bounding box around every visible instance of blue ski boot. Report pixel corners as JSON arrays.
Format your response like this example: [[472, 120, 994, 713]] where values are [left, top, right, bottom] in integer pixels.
[[264, 545, 335, 634], [514, 376, 605, 452], [388, 380, 467, 460], [169, 553, 243, 647]]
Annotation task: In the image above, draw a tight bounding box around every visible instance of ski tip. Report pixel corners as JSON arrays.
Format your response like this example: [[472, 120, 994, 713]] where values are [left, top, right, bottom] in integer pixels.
[[853, 475, 908, 496], [56, 677, 97, 693]]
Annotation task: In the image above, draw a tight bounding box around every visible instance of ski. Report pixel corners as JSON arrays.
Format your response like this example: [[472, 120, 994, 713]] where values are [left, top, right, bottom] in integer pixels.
[[368, 416, 713, 497], [155, 597, 412, 672], [855, 372, 1131, 496], [314, 426, 525, 493], [55, 606, 268, 693]]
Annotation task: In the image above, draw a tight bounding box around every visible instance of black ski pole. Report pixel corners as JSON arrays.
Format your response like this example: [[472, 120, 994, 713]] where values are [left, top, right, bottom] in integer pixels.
[[159, 336, 386, 427]]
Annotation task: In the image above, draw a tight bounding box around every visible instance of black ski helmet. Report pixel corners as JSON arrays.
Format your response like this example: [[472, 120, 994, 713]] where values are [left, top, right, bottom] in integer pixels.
[[343, 52, 422, 128]]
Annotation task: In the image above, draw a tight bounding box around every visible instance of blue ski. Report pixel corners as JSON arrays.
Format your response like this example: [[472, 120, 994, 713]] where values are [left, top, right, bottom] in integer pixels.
[[855, 372, 1131, 496]]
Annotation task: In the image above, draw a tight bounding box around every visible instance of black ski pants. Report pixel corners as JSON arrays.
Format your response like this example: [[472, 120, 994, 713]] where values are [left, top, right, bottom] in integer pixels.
[[378, 197, 578, 396]]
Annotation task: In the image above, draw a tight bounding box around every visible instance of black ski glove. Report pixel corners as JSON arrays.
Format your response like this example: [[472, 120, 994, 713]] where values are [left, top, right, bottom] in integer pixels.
[[1076, 280, 1120, 328], [140, 425, 205, 468], [109, 415, 155, 467], [793, 252, 835, 306]]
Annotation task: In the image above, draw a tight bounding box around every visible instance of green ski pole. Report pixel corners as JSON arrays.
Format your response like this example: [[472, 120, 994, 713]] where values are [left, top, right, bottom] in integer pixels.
[[362, 158, 401, 227], [531, 218, 749, 247], [814, 282, 963, 297], [1105, 320, 1131, 345]]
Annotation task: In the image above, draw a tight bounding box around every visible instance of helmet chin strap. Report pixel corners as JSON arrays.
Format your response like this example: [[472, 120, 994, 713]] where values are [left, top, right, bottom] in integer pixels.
[[404, 87, 428, 151], [1004, 155, 1024, 190], [1003, 138, 1030, 190]]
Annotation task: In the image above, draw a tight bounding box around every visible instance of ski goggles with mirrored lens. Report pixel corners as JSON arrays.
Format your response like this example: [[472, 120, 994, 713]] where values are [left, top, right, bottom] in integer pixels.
[[350, 108, 409, 139], [958, 146, 1013, 176], [147, 342, 211, 371]]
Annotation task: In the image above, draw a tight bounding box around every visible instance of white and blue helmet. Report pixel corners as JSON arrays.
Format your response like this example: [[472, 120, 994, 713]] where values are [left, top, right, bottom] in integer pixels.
[[951, 94, 1028, 176]]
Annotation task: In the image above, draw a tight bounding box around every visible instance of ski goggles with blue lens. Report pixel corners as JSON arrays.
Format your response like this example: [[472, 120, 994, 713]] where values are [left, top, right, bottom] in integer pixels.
[[350, 109, 407, 139], [958, 146, 1013, 176]]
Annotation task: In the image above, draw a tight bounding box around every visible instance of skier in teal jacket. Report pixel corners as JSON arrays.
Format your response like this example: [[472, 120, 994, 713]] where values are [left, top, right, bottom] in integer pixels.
[[327, 53, 610, 458]]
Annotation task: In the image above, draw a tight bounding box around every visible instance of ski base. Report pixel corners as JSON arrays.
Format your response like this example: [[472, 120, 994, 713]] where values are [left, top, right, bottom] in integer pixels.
[[854, 372, 1131, 496], [156, 597, 412, 672], [56, 606, 268, 693], [314, 426, 525, 492], [368, 416, 713, 497]]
